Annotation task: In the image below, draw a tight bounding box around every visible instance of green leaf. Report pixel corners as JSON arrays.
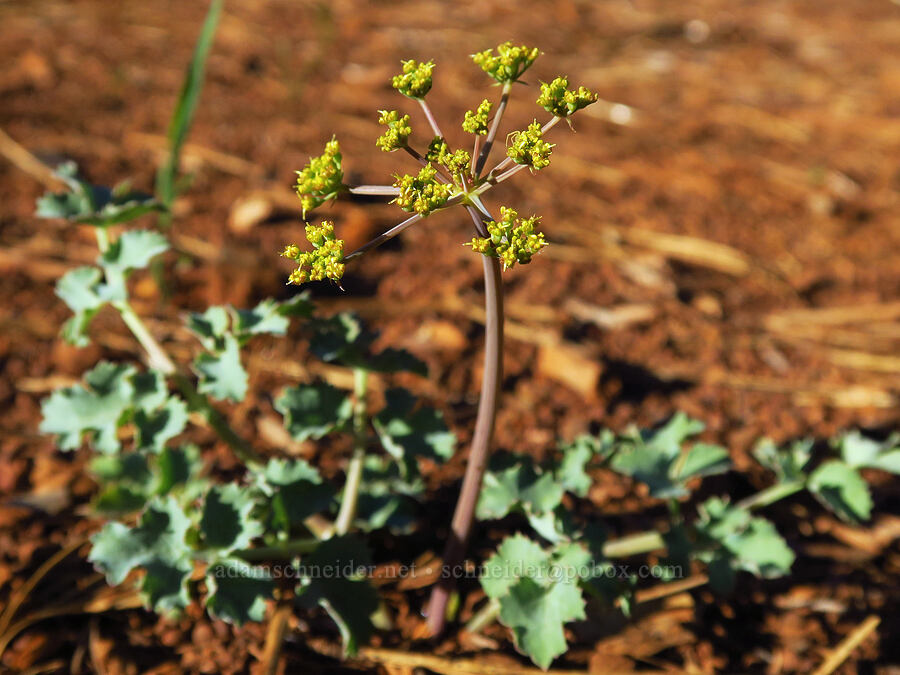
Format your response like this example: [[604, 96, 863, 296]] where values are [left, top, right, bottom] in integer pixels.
[[296, 535, 378, 656], [481, 534, 551, 599], [477, 454, 564, 520], [354, 456, 423, 533], [131, 370, 169, 412], [56, 258, 106, 347], [499, 577, 586, 670], [89, 496, 193, 610], [257, 458, 334, 531], [156, 0, 223, 213], [91, 452, 155, 514], [482, 535, 592, 668], [753, 438, 813, 482], [678, 443, 731, 481], [206, 558, 274, 624], [186, 306, 230, 351], [694, 497, 795, 588], [155, 444, 205, 496], [308, 313, 372, 363], [36, 188, 88, 221], [200, 484, 263, 552], [555, 433, 613, 497], [275, 291, 315, 319], [838, 431, 900, 474], [94, 485, 150, 513], [40, 361, 135, 453], [60, 312, 99, 347], [610, 414, 729, 498], [99, 230, 170, 273], [142, 557, 193, 612], [808, 461, 873, 522], [36, 162, 162, 227], [374, 388, 456, 464], [231, 298, 292, 338], [134, 396, 188, 452], [525, 506, 581, 545], [275, 383, 352, 441], [308, 313, 425, 375], [194, 334, 248, 402], [56, 266, 105, 312], [91, 452, 151, 485]]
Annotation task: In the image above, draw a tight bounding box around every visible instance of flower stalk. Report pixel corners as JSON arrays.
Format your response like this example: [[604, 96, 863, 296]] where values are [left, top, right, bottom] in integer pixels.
[[334, 368, 369, 536], [425, 205, 504, 636]]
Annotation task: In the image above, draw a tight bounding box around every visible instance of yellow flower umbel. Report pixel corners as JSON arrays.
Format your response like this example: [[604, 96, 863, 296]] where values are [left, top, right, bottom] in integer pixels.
[[295, 138, 344, 218], [466, 207, 547, 269], [375, 110, 412, 152], [393, 164, 454, 216], [282, 221, 345, 284], [425, 137, 471, 178], [391, 59, 435, 99], [472, 42, 540, 84], [536, 77, 598, 117], [462, 99, 492, 135], [507, 121, 554, 170]]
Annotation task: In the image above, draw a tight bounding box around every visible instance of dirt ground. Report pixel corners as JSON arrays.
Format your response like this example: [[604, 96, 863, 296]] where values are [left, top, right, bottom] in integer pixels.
[[1, 0, 899, 672]]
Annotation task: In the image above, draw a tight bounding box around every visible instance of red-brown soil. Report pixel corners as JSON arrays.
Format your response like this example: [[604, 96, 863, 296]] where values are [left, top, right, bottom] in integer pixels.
[[1, 0, 898, 673]]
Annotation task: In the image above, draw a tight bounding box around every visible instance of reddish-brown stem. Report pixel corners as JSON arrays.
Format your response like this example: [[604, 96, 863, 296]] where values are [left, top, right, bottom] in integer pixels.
[[403, 145, 453, 184], [344, 213, 423, 260], [418, 98, 444, 139], [347, 185, 400, 196], [474, 82, 512, 177], [426, 205, 504, 636]]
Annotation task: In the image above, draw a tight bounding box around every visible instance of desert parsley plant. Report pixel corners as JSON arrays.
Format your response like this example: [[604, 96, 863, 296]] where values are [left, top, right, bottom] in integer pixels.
[[33, 31, 900, 671], [282, 41, 599, 637]]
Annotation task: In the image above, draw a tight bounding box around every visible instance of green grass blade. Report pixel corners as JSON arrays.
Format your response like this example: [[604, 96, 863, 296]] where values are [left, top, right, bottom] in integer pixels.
[[155, 0, 223, 224]]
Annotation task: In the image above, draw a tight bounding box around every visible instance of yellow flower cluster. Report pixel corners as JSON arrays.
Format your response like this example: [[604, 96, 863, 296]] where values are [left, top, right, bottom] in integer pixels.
[[294, 138, 344, 217], [472, 42, 540, 84], [425, 137, 471, 177], [466, 207, 547, 269], [391, 59, 435, 99], [462, 99, 492, 135], [282, 221, 345, 284], [375, 110, 412, 152], [536, 77, 598, 117], [393, 164, 454, 216], [507, 121, 554, 170]]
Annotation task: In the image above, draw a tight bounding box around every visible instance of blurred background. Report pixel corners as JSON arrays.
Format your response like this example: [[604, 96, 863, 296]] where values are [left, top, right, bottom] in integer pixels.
[[1, 0, 899, 672]]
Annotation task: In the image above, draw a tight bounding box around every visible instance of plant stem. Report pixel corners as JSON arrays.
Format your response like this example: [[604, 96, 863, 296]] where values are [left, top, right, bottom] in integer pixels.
[[172, 372, 262, 468], [344, 213, 423, 260], [348, 185, 400, 196], [465, 598, 500, 633], [334, 368, 369, 536], [474, 82, 512, 176], [418, 98, 444, 139], [736, 480, 805, 511], [470, 135, 481, 176], [426, 206, 504, 637], [114, 301, 178, 375], [602, 530, 666, 558], [345, 193, 465, 260], [95, 227, 110, 252]]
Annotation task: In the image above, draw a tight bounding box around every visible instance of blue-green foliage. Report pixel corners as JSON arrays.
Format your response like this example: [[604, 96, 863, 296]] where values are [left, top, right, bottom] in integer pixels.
[[477, 421, 899, 668]]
